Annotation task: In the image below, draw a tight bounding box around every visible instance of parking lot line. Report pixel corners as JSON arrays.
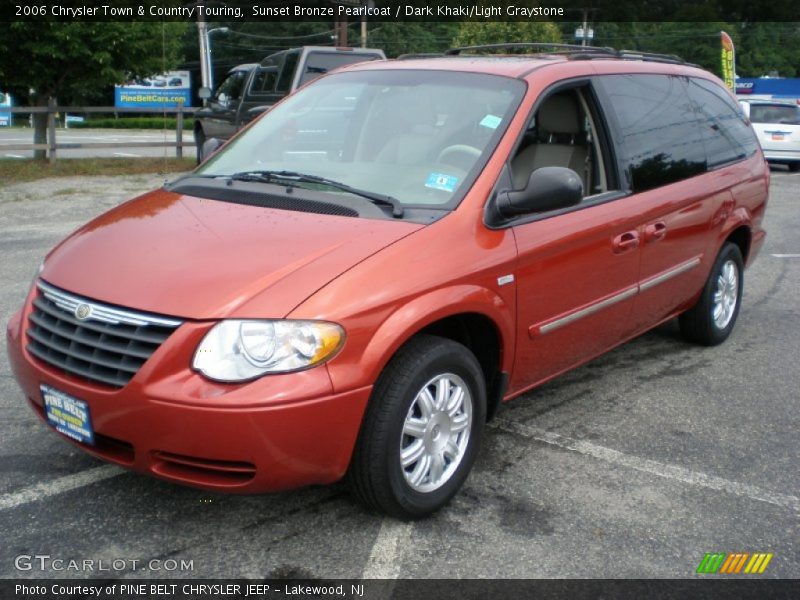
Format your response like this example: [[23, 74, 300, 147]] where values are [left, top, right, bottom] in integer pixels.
[[771, 254, 800, 258], [0, 464, 122, 511], [492, 419, 800, 512], [361, 519, 413, 579]]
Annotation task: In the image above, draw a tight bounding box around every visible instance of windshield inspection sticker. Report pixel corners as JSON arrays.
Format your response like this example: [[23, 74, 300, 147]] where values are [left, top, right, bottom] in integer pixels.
[[480, 114, 502, 129], [425, 173, 459, 192]]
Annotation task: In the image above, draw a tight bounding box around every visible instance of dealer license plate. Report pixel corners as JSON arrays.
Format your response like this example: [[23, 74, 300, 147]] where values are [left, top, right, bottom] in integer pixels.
[[41, 384, 95, 445]]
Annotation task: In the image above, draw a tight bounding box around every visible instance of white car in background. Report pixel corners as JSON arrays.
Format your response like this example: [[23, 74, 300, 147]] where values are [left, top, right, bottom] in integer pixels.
[[740, 99, 800, 171]]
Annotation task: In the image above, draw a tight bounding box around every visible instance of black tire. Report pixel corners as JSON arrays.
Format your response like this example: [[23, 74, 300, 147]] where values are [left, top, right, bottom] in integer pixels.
[[679, 243, 744, 346], [347, 334, 486, 519], [788, 162, 800, 173], [194, 127, 205, 165]]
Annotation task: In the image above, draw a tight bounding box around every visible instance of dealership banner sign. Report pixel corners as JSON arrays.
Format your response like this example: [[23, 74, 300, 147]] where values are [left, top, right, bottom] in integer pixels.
[[114, 71, 191, 109], [0, 92, 12, 127], [720, 31, 736, 92]]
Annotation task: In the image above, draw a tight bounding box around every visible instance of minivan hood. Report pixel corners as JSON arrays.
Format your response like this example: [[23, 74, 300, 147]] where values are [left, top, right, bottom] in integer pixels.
[[40, 189, 422, 319]]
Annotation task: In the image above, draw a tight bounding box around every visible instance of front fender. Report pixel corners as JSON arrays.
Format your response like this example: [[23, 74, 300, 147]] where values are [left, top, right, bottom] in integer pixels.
[[325, 285, 515, 395]]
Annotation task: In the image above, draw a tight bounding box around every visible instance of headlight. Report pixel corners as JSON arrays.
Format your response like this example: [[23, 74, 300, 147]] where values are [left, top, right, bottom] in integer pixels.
[[193, 319, 344, 382]]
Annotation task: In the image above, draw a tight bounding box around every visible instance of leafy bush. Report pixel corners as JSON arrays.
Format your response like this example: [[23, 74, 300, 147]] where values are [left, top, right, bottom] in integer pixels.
[[69, 117, 195, 130]]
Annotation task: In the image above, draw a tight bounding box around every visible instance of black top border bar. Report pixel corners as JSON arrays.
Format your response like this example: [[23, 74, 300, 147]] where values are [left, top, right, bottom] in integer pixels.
[[2, 0, 799, 22]]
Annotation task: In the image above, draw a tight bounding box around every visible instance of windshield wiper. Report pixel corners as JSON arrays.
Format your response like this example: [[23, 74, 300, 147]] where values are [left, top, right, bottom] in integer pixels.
[[226, 170, 404, 218]]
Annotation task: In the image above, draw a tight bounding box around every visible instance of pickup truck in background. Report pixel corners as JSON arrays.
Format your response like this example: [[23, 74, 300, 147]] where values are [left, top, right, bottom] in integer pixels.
[[194, 46, 386, 162]]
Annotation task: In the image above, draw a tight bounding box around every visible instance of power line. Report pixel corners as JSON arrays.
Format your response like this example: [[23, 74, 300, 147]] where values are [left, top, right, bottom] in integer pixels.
[[227, 29, 336, 41]]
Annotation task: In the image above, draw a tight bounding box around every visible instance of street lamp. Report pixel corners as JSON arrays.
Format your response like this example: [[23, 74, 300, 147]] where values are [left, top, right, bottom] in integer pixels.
[[206, 27, 229, 91]]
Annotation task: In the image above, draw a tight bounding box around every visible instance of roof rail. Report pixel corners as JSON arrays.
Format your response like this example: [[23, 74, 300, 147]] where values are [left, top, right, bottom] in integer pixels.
[[443, 43, 694, 66], [615, 49, 692, 65], [396, 52, 445, 60], [445, 43, 617, 56]]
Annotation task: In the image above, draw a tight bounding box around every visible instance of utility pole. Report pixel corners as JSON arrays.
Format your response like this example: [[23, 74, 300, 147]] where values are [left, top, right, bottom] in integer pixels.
[[581, 9, 588, 47], [360, 15, 366, 48], [335, 16, 348, 46], [575, 8, 593, 47], [360, 0, 374, 48], [197, 1, 211, 99]]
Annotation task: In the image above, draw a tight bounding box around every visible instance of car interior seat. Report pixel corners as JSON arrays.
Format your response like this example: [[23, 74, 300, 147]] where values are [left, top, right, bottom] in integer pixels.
[[510, 92, 589, 190], [370, 91, 438, 165]]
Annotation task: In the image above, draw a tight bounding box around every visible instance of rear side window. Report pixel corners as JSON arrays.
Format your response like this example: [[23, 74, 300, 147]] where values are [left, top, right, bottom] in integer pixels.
[[685, 77, 759, 168], [250, 67, 278, 95], [596, 74, 706, 193], [748, 103, 800, 125], [299, 52, 382, 86], [276, 52, 300, 93]]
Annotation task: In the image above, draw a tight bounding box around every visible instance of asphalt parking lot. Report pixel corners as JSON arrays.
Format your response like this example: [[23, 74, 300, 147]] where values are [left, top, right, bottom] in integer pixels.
[[0, 168, 797, 579], [0, 128, 196, 160]]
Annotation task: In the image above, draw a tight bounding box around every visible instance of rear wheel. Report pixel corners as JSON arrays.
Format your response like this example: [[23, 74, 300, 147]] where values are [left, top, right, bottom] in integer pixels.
[[788, 163, 800, 172], [347, 335, 486, 519], [679, 243, 744, 346]]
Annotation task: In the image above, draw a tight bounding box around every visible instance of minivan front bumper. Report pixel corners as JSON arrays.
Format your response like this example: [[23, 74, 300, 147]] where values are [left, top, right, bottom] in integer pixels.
[[6, 295, 371, 493]]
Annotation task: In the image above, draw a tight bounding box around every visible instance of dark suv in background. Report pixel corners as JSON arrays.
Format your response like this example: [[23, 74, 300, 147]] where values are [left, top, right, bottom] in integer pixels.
[[194, 46, 385, 161]]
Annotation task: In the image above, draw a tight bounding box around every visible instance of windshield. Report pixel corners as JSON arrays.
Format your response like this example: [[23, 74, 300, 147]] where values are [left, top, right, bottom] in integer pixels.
[[198, 70, 526, 209], [750, 104, 800, 125]]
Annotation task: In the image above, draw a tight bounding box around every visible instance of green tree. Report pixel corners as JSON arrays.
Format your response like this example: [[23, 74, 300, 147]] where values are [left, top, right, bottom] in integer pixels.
[[0, 22, 186, 159], [582, 21, 800, 79], [736, 22, 800, 77], [452, 21, 562, 49], [368, 22, 460, 57]]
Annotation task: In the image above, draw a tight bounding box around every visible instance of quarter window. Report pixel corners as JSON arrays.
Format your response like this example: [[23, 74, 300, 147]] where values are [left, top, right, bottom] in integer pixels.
[[684, 77, 760, 167]]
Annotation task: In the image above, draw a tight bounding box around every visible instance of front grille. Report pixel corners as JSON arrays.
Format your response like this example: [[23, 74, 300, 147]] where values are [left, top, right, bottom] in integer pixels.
[[27, 281, 182, 388]]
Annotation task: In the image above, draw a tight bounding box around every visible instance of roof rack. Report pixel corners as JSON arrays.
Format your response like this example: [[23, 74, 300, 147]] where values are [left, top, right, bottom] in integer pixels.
[[397, 52, 445, 60], [445, 43, 617, 56], [443, 43, 694, 66]]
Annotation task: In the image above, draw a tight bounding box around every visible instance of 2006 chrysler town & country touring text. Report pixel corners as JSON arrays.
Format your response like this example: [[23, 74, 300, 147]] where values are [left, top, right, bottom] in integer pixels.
[[7, 44, 769, 518]]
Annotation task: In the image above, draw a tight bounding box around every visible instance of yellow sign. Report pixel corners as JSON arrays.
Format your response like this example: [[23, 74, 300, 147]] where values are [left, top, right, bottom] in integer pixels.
[[721, 31, 736, 91]]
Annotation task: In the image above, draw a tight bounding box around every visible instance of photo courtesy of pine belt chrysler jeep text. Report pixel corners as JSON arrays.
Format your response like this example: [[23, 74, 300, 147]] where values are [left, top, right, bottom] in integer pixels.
[[6, 43, 769, 518]]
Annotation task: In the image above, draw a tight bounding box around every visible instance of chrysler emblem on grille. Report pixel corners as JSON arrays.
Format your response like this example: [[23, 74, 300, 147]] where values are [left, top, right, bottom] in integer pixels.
[[75, 303, 92, 321]]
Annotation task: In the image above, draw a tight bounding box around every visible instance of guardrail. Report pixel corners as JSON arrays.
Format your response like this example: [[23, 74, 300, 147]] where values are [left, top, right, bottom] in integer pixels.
[[0, 100, 199, 163]]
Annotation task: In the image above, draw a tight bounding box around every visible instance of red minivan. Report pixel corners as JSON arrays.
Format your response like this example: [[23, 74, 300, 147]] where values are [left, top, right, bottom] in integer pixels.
[[6, 45, 769, 518]]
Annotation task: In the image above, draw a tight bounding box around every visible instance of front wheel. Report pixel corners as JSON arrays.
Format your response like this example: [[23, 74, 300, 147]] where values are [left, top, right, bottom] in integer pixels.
[[347, 335, 486, 519], [679, 243, 744, 346]]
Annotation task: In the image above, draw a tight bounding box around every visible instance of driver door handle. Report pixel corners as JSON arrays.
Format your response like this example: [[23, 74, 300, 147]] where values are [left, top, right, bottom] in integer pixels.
[[612, 231, 640, 254]]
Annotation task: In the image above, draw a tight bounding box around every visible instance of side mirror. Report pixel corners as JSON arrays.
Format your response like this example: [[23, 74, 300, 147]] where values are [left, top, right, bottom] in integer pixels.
[[198, 87, 212, 100], [199, 138, 224, 164], [495, 167, 583, 219]]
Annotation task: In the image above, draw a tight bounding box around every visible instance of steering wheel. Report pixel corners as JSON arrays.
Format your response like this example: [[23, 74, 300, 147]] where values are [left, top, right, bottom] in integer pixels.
[[436, 144, 481, 170]]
